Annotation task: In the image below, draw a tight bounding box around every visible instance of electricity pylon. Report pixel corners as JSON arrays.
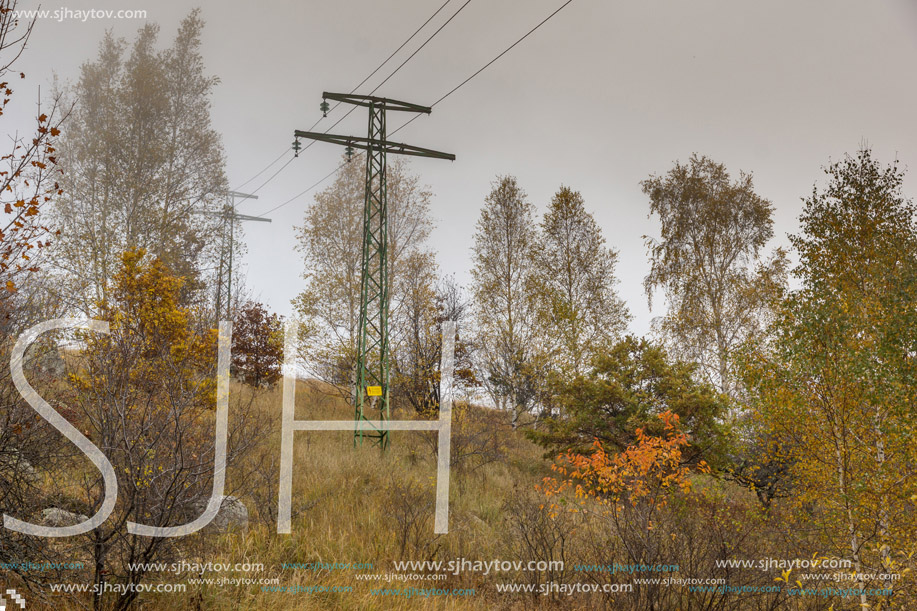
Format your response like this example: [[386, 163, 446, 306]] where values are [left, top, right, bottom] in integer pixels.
[[294, 92, 454, 449], [211, 191, 271, 322]]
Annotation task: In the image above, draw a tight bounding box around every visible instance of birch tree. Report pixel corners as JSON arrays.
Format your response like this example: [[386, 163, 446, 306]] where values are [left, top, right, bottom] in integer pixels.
[[50, 11, 227, 312], [746, 149, 917, 604], [642, 154, 787, 400], [532, 186, 629, 377], [470, 176, 544, 427]]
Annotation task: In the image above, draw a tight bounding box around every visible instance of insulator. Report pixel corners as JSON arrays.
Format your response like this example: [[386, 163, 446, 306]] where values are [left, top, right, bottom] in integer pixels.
[[320, 100, 330, 117], [345, 145, 354, 162], [292, 138, 301, 158]]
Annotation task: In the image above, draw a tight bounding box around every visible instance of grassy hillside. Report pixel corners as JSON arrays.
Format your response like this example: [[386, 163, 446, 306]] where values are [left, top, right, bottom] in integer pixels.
[[23, 379, 907, 610], [140, 380, 563, 611]]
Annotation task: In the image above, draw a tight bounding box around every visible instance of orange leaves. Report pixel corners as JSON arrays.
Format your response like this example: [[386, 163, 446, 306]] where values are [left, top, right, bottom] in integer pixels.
[[541, 410, 703, 514], [0, 25, 64, 294]]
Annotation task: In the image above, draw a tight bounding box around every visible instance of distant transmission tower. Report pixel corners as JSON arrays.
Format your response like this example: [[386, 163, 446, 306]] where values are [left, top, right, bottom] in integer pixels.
[[294, 92, 454, 449], [212, 191, 271, 322]]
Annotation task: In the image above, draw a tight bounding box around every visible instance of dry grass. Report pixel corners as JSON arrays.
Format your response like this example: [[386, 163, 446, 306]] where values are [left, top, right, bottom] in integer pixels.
[[21, 380, 851, 611], [133, 380, 554, 611]]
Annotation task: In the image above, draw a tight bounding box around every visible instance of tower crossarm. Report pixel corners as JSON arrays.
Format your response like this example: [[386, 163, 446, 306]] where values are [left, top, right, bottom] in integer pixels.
[[322, 92, 432, 114], [293, 130, 455, 161]]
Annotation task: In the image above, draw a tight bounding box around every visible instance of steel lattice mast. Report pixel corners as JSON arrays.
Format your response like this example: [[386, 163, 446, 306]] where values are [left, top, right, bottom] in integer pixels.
[[294, 92, 454, 449], [211, 191, 270, 322]]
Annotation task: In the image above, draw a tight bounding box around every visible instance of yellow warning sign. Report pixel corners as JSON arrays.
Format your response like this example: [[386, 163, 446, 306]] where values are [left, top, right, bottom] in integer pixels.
[[366, 385, 383, 397]]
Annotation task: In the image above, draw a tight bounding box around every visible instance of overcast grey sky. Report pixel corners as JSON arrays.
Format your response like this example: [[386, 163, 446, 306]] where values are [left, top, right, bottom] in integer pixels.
[[13, 0, 917, 335]]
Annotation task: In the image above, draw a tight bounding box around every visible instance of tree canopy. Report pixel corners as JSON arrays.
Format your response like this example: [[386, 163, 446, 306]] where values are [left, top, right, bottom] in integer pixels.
[[643, 154, 787, 399]]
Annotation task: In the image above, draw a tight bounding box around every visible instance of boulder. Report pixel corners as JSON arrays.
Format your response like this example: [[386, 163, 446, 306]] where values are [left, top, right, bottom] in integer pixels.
[[192, 495, 249, 533], [42, 507, 89, 527]]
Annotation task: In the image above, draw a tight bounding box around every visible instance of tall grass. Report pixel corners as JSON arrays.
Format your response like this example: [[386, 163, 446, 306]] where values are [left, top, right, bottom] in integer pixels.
[[145, 380, 553, 610]]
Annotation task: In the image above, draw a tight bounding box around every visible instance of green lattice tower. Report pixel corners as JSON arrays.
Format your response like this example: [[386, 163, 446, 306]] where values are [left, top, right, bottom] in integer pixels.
[[294, 93, 455, 449], [211, 191, 267, 323], [355, 99, 390, 447], [213, 196, 234, 321]]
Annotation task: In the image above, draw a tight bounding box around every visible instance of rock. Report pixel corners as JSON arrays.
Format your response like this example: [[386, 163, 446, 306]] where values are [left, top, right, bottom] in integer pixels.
[[42, 507, 89, 527], [192, 495, 249, 533], [25, 342, 67, 378], [17, 457, 38, 482]]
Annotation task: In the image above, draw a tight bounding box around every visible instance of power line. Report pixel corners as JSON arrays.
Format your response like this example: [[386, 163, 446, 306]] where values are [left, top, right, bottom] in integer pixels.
[[268, 0, 576, 214], [261, 162, 346, 216], [323, 0, 456, 121], [243, 0, 463, 196], [391, 0, 575, 138], [248, 155, 297, 195], [369, 0, 472, 97], [232, 148, 289, 191], [305, 0, 471, 156]]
